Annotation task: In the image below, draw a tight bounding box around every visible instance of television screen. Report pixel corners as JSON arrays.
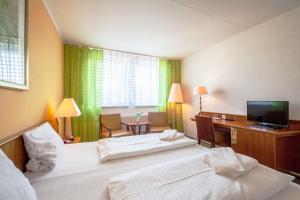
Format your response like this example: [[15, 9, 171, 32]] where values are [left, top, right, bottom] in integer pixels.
[[247, 101, 289, 127]]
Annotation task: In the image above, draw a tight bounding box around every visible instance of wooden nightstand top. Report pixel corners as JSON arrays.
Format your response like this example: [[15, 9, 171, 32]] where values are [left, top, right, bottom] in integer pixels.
[[71, 136, 81, 144], [63, 136, 81, 144]]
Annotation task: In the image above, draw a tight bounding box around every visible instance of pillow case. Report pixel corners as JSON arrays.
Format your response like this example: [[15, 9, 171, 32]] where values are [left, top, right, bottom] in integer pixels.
[[201, 147, 259, 178], [23, 122, 64, 172], [0, 149, 37, 200], [159, 129, 184, 141]]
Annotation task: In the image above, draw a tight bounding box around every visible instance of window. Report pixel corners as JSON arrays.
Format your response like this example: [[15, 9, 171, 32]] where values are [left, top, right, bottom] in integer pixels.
[[0, 0, 27, 90], [0, 38, 25, 84], [101, 50, 159, 107]]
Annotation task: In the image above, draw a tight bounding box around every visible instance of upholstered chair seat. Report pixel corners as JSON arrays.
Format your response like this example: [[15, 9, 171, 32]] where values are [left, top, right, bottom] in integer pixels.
[[101, 130, 132, 138], [149, 126, 171, 133]]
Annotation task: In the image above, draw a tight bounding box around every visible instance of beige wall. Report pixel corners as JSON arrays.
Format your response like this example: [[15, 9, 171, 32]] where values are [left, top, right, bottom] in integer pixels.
[[0, 0, 64, 139], [182, 7, 300, 138]]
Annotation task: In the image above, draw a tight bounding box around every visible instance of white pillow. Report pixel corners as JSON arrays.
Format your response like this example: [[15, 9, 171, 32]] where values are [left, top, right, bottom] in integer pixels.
[[23, 122, 64, 172], [209, 147, 245, 178], [201, 147, 259, 178], [159, 129, 184, 141], [0, 149, 37, 200]]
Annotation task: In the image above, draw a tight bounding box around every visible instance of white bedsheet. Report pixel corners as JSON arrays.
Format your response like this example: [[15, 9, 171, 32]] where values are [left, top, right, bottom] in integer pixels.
[[108, 154, 293, 200], [97, 133, 197, 162], [28, 142, 300, 200], [25, 142, 101, 182]]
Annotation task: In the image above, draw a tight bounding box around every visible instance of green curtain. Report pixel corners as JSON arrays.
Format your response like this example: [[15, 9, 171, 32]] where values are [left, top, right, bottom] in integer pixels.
[[158, 59, 184, 132], [64, 44, 103, 142]]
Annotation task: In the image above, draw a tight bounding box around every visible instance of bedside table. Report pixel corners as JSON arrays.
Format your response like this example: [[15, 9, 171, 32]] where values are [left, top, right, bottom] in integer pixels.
[[71, 136, 81, 144], [63, 136, 81, 144]]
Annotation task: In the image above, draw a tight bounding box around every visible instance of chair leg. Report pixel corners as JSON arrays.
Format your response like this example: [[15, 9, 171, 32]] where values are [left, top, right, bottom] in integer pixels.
[[145, 124, 150, 134], [198, 138, 201, 144], [211, 142, 215, 148]]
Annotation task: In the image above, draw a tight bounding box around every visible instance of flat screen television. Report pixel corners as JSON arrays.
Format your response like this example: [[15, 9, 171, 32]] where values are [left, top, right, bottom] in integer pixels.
[[247, 101, 289, 128]]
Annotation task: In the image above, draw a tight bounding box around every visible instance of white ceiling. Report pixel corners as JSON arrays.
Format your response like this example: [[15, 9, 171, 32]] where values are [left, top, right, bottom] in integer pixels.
[[44, 0, 300, 59]]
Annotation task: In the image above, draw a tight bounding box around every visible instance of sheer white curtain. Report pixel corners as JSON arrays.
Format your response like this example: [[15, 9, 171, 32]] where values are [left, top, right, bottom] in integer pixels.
[[101, 50, 159, 107]]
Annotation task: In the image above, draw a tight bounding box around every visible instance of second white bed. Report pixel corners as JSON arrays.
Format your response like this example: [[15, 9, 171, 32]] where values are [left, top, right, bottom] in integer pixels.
[[27, 141, 300, 200]]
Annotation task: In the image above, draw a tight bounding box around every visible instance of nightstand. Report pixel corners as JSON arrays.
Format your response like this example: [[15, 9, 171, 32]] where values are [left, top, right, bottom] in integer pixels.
[[63, 136, 81, 144], [71, 136, 81, 144]]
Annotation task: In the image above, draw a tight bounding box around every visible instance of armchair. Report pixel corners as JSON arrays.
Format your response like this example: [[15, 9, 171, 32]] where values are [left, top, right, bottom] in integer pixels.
[[100, 113, 132, 138]]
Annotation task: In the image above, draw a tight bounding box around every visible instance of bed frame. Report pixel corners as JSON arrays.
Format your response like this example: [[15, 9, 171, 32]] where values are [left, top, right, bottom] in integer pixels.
[[0, 119, 59, 172]]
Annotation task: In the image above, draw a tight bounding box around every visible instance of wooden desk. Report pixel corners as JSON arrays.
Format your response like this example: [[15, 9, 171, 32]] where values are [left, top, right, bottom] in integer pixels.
[[191, 113, 300, 174]]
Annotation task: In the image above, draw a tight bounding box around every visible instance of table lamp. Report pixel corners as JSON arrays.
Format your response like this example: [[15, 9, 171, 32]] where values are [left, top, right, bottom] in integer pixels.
[[55, 98, 81, 139], [194, 86, 208, 114]]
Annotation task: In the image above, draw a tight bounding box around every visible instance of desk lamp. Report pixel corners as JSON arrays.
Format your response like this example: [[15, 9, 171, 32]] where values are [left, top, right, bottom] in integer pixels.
[[194, 86, 208, 114]]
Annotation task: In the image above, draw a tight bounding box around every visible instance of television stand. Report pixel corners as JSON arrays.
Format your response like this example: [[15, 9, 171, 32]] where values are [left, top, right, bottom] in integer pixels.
[[191, 111, 300, 174], [251, 123, 284, 130]]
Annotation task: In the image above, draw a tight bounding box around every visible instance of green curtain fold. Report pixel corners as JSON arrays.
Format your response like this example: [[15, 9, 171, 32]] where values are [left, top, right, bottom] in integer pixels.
[[64, 44, 103, 142], [158, 59, 184, 132]]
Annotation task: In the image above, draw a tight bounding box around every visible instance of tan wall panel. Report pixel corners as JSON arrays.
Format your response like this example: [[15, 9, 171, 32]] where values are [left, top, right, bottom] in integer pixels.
[[0, 0, 64, 139]]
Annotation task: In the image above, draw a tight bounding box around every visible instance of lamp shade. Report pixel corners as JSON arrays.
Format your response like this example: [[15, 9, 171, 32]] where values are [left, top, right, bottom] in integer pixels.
[[55, 98, 81, 117], [168, 83, 183, 103], [194, 86, 208, 95]]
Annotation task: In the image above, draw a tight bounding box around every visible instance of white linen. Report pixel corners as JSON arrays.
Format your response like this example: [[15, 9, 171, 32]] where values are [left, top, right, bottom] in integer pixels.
[[28, 142, 300, 200], [30, 144, 207, 200], [208, 147, 258, 178], [23, 122, 64, 172], [0, 149, 37, 200], [25, 142, 101, 182], [271, 182, 300, 200], [97, 133, 197, 162], [159, 129, 184, 141], [108, 153, 294, 200]]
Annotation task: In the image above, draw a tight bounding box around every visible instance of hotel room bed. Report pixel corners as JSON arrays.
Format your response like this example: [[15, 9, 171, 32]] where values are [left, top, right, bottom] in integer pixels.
[[26, 142, 300, 200]]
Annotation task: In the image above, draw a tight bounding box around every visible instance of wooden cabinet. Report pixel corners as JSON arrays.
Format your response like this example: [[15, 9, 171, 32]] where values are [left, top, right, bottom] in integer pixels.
[[231, 127, 300, 174], [192, 112, 300, 174], [231, 128, 276, 168]]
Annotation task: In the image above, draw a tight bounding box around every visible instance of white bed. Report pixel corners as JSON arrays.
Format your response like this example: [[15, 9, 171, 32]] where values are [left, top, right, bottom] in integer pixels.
[[26, 141, 300, 200]]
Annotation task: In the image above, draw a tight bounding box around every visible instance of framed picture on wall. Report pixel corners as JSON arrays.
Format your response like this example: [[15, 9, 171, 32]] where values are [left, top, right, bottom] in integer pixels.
[[0, 0, 28, 90]]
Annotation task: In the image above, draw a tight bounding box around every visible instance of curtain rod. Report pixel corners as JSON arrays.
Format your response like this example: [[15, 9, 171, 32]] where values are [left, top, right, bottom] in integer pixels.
[[64, 43, 180, 61]]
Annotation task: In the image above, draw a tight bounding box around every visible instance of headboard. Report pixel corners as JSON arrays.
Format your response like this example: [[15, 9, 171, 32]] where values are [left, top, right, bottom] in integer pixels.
[[0, 119, 59, 172]]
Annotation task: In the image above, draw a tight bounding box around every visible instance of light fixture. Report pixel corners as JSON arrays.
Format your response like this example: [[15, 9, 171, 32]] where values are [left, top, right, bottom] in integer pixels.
[[194, 86, 208, 114], [55, 98, 81, 139], [168, 83, 183, 103]]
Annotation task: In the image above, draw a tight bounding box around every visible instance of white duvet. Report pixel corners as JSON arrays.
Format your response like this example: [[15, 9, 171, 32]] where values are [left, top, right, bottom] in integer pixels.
[[97, 133, 197, 162], [108, 151, 294, 200]]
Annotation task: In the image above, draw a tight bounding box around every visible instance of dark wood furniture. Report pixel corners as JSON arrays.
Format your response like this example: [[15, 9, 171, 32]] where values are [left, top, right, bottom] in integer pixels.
[[121, 121, 150, 135], [195, 115, 230, 147], [191, 111, 300, 175]]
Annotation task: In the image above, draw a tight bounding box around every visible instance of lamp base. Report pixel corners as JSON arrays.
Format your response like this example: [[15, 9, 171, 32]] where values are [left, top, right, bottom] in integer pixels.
[[199, 96, 203, 114], [65, 117, 73, 139]]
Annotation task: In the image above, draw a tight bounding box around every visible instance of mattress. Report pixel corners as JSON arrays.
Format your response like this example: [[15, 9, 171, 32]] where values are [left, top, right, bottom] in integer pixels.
[[28, 142, 300, 200]]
